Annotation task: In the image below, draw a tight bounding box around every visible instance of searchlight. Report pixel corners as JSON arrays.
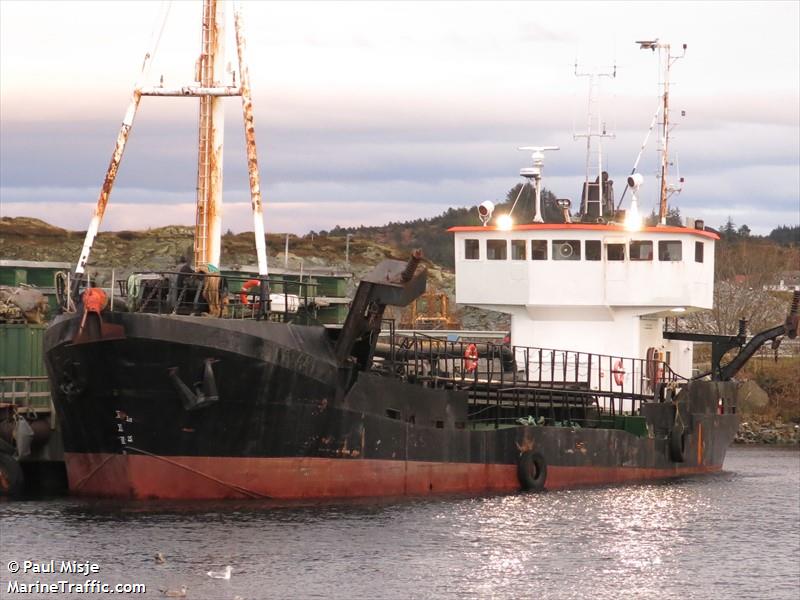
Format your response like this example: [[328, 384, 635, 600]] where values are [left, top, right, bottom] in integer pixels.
[[625, 173, 644, 231]]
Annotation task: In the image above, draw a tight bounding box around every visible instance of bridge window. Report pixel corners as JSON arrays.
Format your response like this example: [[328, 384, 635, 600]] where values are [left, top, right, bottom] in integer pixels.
[[585, 240, 601, 261], [487, 239, 508, 260], [630, 240, 653, 261], [695, 241, 704, 263], [531, 240, 547, 260], [659, 240, 682, 261], [464, 239, 479, 260], [553, 240, 581, 261], [607, 243, 625, 261], [511, 240, 526, 260]]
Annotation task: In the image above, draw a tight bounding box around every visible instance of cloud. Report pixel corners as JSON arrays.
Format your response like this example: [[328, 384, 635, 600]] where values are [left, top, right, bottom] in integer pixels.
[[1, 0, 798, 238], [0, 199, 461, 236]]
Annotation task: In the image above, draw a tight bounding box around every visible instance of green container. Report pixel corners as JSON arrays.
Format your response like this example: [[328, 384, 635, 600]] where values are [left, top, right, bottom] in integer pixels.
[[1, 267, 24, 286], [0, 261, 70, 316], [623, 416, 648, 437], [316, 276, 348, 297], [26, 267, 59, 288], [317, 304, 349, 325], [0, 324, 47, 376]]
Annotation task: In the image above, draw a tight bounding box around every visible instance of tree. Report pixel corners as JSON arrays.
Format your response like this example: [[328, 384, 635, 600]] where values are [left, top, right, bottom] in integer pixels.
[[687, 238, 793, 335], [737, 224, 751, 238], [666, 206, 682, 226], [720, 217, 737, 241], [645, 205, 682, 226], [768, 225, 800, 246]]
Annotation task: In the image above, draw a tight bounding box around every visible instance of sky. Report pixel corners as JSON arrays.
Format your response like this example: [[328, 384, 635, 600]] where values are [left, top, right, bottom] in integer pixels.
[[1, 0, 798, 236]]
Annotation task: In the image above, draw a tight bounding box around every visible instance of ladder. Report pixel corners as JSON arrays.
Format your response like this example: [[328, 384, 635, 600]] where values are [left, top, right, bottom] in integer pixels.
[[574, 63, 615, 220]]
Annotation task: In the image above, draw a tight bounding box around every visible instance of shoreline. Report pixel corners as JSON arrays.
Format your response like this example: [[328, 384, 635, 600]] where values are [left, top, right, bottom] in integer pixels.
[[735, 419, 800, 445]]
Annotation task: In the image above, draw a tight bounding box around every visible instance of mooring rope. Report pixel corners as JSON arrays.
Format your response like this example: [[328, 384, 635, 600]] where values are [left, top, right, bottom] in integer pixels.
[[125, 445, 271, 499], [72, 453, 116, 491]]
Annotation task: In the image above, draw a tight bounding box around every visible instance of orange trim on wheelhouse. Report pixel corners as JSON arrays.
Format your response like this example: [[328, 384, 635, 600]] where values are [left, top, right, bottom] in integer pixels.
[[447, 223, 719, 240]]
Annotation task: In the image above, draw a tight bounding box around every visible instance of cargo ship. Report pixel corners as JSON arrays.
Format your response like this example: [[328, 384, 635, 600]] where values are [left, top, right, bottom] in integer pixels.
[[43, 2, 798, 500]]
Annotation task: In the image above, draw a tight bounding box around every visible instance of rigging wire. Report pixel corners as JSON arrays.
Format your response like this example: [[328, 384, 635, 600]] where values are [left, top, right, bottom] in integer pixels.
[[507, 181, 528, 217], [617, 101, 662, 210]]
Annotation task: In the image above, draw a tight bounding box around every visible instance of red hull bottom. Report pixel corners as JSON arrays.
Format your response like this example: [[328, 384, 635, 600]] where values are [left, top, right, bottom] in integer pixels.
[[65, 453, 722, 500]]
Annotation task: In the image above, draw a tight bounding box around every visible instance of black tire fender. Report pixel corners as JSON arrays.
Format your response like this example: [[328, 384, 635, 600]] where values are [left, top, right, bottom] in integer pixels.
[[0, 453, 24, 497], [669, 425, 686, 463], [518, 450, 547, 491]]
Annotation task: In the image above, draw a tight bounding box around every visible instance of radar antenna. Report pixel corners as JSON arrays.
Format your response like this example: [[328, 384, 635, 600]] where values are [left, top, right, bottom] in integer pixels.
[[518, 146, 559, 223]]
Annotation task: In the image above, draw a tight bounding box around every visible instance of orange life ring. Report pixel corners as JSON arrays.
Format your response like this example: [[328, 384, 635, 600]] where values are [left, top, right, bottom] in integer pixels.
[[464, 343, 478, 373], [612, 359, 625, 386], [240, 279, 262, 308]]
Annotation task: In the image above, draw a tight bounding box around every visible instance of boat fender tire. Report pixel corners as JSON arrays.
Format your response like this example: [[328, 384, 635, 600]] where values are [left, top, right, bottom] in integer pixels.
[[669, 425, 687, 463], [0, 453, 24, 497], [518, 451, 547, 492]]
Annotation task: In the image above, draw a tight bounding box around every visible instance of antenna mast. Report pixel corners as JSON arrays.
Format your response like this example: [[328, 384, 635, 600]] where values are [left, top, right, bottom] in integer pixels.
[[637, 39, 686, 224], [574, 61, 616, 220]]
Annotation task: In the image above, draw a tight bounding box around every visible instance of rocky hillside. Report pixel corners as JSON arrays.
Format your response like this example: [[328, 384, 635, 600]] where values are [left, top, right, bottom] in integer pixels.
[[0, 216, 507, 330], [1, 216, 427, 274]]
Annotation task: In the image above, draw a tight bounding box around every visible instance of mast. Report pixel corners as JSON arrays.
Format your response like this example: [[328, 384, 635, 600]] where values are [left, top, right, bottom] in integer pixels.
[[638, 40, 686, 224], [71, 0, 271, 292], [573, 62, 615, 220], [194, 0, 226, 270], [659, 47, 670, 225]]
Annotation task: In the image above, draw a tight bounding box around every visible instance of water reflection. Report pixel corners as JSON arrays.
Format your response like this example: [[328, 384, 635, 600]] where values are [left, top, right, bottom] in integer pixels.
[[2, 447, 798, 600]]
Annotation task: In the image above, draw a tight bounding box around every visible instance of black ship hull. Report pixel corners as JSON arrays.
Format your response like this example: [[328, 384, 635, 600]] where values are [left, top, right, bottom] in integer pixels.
[[44, 312, 739, 500]]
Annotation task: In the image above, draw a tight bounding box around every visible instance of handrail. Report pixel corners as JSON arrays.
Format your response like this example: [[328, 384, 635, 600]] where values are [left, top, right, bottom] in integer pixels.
[[0, 375, 52, 409], [65, 270, 322, 322], [373, 333, 682, 426]]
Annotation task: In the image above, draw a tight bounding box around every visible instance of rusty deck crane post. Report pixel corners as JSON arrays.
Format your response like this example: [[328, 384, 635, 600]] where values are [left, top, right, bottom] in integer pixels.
[[233, 0, 268, 278], [193, 0, 226, 270], [69, 0, 271, 306], [72, 1, 172, 289]]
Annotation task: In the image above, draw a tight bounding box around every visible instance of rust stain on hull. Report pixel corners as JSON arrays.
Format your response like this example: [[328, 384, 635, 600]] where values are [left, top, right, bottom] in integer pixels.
[[64, 453, 726, 501]]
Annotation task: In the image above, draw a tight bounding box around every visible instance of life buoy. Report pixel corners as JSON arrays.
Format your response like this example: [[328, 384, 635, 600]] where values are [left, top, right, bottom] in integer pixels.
[[518, 450, 547, 491], [612, 359, 625, 386], [464, 343, 478, 373], [239, 279, 261, 308]]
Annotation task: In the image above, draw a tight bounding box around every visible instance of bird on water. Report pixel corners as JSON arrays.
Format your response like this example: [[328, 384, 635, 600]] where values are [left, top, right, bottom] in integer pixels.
[[206, 565, 232, 580]]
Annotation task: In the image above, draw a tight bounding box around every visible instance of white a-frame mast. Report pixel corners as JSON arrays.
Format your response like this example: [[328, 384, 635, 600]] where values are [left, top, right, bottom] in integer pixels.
[[73, 0, 269, 283]]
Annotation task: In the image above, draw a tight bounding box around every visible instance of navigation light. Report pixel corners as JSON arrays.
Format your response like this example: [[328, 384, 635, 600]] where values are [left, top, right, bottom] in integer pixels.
[[497, 214, 514, 231]]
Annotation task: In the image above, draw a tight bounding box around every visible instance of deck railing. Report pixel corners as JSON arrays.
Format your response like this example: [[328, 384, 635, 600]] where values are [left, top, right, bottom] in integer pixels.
[[0, 376, 52, 411], [71, 271, 321, 322], [375, 329, 683, 428]]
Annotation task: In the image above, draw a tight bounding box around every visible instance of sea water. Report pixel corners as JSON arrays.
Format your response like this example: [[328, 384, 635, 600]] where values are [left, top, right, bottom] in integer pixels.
[[1, 446, 798, 599]]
